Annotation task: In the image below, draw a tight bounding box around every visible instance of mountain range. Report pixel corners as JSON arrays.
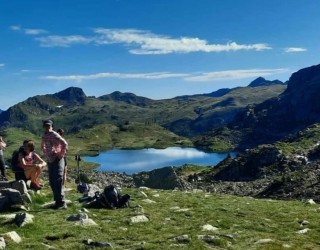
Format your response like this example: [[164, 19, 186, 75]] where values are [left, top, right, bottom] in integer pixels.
[[0, 77, 286, 144]]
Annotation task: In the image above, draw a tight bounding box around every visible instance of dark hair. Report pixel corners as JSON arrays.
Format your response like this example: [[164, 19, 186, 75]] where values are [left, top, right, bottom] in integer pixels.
[[26, 141, 35, 152], [23, 139, 32, 145], [57, 128, 64, 136]]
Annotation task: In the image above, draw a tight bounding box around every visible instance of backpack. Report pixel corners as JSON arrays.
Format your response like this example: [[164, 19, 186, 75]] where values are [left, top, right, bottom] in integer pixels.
[[11, 148, 24, 172], [77, 182, 90, 194], [102, 185, 130, 209]]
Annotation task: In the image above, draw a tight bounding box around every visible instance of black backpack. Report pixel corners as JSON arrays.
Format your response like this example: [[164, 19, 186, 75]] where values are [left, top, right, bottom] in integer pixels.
[[87, 185, 130, 209], [11, 147, 24, 172]]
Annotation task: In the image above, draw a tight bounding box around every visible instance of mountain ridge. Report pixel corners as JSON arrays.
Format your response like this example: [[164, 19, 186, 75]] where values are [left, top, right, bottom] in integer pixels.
[[0, 78, 287, 140]]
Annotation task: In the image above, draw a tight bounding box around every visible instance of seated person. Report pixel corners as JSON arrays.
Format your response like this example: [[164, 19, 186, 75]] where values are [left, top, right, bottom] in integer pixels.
[[18, 140, 47, 190], [14, 140, 31, 181]]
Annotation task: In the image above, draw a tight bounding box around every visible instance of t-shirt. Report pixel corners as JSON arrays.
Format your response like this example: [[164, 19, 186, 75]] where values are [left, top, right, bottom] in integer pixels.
[[41, 131, 68, 163]]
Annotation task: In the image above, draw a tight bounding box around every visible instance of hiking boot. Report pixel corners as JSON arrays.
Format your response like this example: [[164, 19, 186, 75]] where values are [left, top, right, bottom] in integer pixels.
[[51, 202, 67, 210], [30, 182, 42, 191]]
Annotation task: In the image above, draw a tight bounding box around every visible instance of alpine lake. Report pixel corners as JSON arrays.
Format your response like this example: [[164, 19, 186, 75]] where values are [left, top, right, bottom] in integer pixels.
[[83, 147, 235, 174]]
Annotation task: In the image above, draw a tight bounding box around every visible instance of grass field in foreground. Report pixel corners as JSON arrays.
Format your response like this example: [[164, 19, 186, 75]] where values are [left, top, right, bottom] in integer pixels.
[[0, 182, 320, 250]]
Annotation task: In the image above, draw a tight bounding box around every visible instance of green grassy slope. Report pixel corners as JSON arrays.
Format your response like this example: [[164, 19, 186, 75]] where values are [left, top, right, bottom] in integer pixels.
[[0, 123, 192, 170], [0, 184, 319, 249], [0, 85, 286, 139]]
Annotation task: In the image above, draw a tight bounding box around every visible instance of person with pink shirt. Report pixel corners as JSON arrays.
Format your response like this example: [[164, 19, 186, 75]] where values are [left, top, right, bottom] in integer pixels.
[[41, 120, 68, 209]]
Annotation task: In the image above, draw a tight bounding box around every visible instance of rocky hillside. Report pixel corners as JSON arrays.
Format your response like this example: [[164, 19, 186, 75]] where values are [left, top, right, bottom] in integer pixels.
[[178, 123, 320, 201], [198, 63, 320, 150], [0, 81, 286, 138]]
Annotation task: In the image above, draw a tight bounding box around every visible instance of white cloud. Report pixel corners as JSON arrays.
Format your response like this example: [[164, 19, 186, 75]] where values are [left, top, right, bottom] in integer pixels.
[[284, 47, 307, 53], [24, 29, 48, 35], [185, 68, 289, 82], [35, 35, 93, 47], [41, 72, 189, 81], [94, 28, 272, 54], [25, 27, 271, 53], [0, 63, 5, 67], [10, 25, 48, 35], [9, 25, 21, 31], [40, 68, 289, 83]]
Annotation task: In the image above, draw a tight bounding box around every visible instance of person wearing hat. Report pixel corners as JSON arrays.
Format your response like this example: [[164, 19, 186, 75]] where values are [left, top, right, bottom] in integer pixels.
[[41, 120, 68, 209]]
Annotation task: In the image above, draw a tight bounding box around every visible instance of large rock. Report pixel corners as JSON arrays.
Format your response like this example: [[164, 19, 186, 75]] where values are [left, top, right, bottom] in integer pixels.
[[11, 181, 28, 195], [0, 188, 24, 205], [14, 213, 34, 227], [130, 215, 149, 224], [0, 180, 28, 195], [1, 231, 22, 244], [133, 167, 184, 190]]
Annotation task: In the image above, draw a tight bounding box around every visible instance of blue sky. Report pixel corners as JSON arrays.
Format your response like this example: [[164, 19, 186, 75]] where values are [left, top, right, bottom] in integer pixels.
[[0, 0, 319, 109]]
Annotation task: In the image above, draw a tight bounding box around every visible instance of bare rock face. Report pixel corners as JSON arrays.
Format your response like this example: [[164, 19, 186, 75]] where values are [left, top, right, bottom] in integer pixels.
[[0, 188, 25, 206], [133, 166, 184, 190]]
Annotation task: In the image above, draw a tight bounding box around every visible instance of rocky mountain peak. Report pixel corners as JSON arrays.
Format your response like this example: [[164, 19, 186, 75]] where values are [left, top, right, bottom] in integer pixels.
[[53, 87, 87, 103], [249, 77, 284, 87]]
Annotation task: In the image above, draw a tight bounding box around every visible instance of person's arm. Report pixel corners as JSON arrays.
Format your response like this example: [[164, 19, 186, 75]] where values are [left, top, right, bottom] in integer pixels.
[[18, 153, 37, 169], [53, 132, 68, 159], [33, 153, 47, 168]]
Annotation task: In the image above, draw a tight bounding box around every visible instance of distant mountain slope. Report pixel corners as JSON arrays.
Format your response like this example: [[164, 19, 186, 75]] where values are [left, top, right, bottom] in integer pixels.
[[202, 63, 320, 150], [0, 80, 286, 138]]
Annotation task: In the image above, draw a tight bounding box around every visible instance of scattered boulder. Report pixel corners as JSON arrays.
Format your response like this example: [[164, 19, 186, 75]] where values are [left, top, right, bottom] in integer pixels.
[[172, 235, 190, 243], [139, 191, 148, 198], [255, 239, 274, 244], [83, 239, 113, 248], [1, 231, 22, 244], [14, 213, 34, 227], [197, 235, 219, 244], [142, 199, 156, 204], [299, 220, 309, 226], [75, 219, 98, 226], [0, 237, 5, 250], [67, 213, 97, 226], [130, 215, 149, 224], [67, 213, 89, 222], [296, 228, 310, 234], [41, 243, 57, 249], [134, 205, 145, 215], [306, 199, 316, 205], [202, 224, 219, 232]]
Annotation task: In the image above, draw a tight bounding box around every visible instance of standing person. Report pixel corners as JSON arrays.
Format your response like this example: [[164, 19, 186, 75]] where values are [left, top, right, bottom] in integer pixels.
[[0, 136, 7, 180], [57, 128, 68, 188], [41, 120, 68, 209], [18, 140, 47, 190]]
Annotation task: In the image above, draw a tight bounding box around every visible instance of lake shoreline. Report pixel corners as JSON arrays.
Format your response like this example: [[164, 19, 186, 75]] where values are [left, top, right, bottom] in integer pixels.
[[82, 147, 235, 175]]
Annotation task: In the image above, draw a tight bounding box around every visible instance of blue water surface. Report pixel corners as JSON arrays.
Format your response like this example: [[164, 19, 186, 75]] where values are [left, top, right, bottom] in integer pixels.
[[83, 147, 235, 174]]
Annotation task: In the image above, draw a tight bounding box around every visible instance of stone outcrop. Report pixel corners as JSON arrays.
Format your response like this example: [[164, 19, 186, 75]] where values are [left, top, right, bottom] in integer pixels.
[[0, 181, 31, 210], [133, 166, 184, 190]]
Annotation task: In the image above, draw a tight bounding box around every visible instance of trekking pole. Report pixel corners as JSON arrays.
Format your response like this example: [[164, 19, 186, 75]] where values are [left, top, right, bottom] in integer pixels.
[[75, 155, 81, 184]]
